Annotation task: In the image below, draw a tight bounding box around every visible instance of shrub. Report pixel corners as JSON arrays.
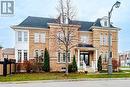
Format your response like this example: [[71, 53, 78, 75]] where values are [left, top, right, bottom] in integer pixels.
[[23, 61, 32, 73], [43, 48, 50, 72], [71, 55, 77, 72], [16, 63, 21, 73], [112, 59, 119, 72], [68, 55, 77, 73], [97, 55, 102, 72]]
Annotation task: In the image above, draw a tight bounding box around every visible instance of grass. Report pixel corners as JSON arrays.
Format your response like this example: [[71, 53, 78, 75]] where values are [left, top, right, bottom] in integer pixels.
[[0, 71, 130, 82], [121, 66, 130, 68]]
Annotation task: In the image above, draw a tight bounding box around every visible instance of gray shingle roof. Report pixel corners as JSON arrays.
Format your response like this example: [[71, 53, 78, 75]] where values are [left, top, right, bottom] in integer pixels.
[[18, 16, 56, 28], [17, 16, 115, 31]]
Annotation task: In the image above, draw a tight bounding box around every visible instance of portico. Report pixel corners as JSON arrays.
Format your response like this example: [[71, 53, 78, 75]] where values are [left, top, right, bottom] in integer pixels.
[[76, 45, 98, 72]]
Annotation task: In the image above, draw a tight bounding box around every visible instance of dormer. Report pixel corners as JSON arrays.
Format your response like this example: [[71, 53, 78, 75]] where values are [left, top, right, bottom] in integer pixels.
[[100, 16, 109, 27]]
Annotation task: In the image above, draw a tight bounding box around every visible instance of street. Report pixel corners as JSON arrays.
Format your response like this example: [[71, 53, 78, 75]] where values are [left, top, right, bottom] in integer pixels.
[[0, 80, 130, 87]]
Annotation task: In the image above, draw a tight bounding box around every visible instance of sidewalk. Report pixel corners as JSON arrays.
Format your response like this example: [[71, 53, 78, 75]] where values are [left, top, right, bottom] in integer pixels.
[[1, 78, 130, 84]]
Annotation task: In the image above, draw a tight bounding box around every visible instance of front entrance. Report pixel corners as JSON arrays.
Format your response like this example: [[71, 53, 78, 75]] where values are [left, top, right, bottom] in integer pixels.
[[80, 53, 89, 68]]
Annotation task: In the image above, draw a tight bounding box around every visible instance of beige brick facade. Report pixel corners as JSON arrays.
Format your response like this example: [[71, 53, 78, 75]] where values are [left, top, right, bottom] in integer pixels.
[[27, 25, 119, 72], [12, 16, 119, 72]]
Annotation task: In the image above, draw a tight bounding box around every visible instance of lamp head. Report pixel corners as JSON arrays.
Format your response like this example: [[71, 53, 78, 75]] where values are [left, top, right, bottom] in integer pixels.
[[115, 1, 121, 8]]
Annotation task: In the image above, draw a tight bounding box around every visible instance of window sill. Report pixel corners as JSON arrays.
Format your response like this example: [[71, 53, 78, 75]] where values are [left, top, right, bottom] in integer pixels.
[[57, 62, 71, 64], [34, 42, 46, 44]]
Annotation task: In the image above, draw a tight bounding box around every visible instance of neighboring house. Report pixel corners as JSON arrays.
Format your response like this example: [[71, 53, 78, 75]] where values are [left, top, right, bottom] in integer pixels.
[[0, 48, 15, 61], [0, 46, 2, 59], [119, 51, 130, 67], [11, 16, 120, 72]]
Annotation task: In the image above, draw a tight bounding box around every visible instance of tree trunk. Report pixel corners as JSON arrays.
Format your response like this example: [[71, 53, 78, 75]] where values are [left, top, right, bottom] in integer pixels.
[[65, 48, 69, 75]]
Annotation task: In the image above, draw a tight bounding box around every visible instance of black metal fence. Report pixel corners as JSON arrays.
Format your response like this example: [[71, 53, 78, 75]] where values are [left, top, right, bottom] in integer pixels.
[[0, 58, 16, 76]]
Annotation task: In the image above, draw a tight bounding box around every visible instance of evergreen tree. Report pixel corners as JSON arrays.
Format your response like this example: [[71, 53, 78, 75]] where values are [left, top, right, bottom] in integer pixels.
[[71, 55, 77, 72], [43, 48, 50, 72], [97, 55, 102, 72]]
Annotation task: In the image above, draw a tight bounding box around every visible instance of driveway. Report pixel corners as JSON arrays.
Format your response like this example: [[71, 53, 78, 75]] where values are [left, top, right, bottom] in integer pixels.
[[0, 79, 130, 87]]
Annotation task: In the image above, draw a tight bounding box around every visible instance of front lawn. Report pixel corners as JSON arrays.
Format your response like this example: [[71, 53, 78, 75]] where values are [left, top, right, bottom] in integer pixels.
[[0, 71, 130, 82]]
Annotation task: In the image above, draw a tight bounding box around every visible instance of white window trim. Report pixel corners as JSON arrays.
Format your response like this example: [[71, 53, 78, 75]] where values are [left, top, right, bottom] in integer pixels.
[[24, 32, 28, 42], [34, 33, 40, 43], [57, 51, 71, 63], [18, 31, 22, 42], [40, 33, 46, 43]]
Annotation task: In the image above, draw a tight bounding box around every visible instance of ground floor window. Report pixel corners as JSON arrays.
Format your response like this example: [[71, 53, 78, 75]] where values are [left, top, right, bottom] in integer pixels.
[[34, 49, 44, 62], [17, 50, 28, 62], [24, 50, 27, 61], [58, 52, 71, 63], [101, 52, 108, 63], [18, 50, 22, 62]]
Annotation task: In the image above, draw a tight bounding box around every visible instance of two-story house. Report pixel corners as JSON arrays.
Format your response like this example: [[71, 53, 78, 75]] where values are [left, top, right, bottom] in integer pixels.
[[11, 16, 120, 72]]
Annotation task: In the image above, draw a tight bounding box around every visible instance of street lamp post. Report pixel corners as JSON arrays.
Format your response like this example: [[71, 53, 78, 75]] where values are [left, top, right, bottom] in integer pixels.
[[108, 1, 121, 75]]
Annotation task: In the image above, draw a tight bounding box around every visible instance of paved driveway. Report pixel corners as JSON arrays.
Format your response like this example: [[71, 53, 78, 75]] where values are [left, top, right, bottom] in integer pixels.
[[0, 80, 130, 87]]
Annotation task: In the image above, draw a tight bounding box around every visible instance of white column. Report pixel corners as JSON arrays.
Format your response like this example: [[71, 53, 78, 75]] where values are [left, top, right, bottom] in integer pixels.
[[95, 50, 98, 71], [77, 49, 80, 70]]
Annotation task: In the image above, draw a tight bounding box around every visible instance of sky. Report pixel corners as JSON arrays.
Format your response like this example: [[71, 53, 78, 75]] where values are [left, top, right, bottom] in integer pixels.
[[0, 0, 129, 52]]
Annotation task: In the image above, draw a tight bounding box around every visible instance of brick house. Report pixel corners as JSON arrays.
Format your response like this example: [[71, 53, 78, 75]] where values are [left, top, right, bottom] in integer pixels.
[[11, 16, 120, 72], [119, 51, 130, 66], [0, 47, 15, 61]]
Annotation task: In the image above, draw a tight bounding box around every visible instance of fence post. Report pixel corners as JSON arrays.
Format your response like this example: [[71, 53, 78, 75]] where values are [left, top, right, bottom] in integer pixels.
[[9, 60, 12, 75], [3, 58, 8, 76]]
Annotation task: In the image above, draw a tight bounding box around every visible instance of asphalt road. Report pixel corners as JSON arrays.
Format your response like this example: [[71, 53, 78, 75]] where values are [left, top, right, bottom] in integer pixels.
[[0, 80, 130, 87]]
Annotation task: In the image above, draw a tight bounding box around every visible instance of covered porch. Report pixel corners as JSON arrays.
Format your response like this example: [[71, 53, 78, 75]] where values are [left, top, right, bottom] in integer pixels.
[[75, 44, 98, 72]]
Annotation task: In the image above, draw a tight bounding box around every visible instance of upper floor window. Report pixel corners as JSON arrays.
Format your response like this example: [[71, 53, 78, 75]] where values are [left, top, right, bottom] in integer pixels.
[[24, 32, 28, 42], [18, 31, 22, 42], [100, 33, 103, 45], [80, 36, 89, 44], [17, 31, 28, 42], [100, 16, 109, 27], [34, 33, 46, 43], [34, 33, 40, 43], [104, 20, 108, 27], [104, 34, 107, 45], [41, 33, 45, 43]]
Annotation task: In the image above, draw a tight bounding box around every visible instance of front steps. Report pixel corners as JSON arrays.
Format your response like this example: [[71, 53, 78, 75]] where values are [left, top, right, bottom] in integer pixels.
[[78, 66, 95, 73]]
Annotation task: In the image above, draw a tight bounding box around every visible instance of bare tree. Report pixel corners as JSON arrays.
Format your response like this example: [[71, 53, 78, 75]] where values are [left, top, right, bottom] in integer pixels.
[[56, 0, 78, 75]]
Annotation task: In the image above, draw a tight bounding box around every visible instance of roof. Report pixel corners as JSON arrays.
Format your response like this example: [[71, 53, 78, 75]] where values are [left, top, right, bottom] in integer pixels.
[[18, 16, 56, 28], [17, 16, 115, 31], [78, 43, 94, 48], [2, 48, 15, 55]]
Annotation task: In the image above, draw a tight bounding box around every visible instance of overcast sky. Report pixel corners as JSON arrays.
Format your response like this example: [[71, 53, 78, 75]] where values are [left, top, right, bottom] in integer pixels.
[[0, 0, 129, 52]]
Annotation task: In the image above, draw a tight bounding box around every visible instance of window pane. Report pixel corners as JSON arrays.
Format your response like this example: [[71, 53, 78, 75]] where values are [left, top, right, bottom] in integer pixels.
[[100, 33, 103, 45], [63, 53, 66, 62], [58, 52, 60, 62], [68, 52, 70, 62], [41, 33, 45, 43], [18, 31, 22, 42], [34, 33, 39, 43], [24, 32, 28, 42], [18, 50, 22, 62], [34, 50, 39, 58], [24, 50, 27, 61], [81, 36, 89, 44]]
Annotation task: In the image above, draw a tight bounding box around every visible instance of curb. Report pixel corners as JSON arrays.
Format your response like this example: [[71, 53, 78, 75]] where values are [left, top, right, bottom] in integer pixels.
[[1, 78, 130, 84]]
